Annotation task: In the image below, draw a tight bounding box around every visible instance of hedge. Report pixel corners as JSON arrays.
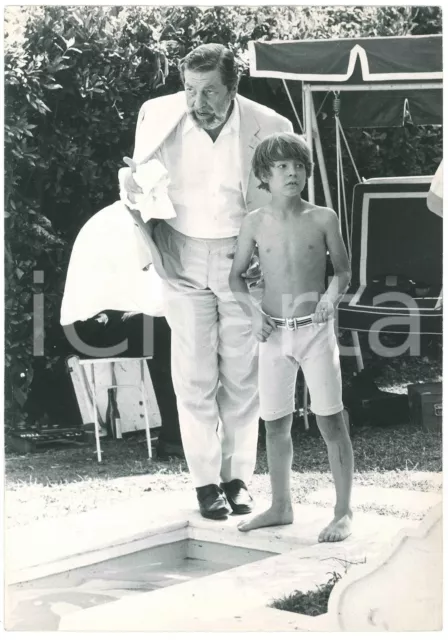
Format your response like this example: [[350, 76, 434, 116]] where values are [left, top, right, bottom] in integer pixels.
[[4, 5, 442, 427]]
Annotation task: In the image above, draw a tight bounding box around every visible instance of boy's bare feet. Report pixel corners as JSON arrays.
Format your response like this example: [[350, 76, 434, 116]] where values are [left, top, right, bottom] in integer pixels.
[[318, 513, 353, 543], [237, 504, 294, 532]]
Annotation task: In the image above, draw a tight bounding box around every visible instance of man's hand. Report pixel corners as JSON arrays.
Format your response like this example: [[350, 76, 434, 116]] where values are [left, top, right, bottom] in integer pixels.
[[227, 250, 263, 287], [312, 298, 334, 325], [122, 156, 143, 205], [252, 308, 277, 342]]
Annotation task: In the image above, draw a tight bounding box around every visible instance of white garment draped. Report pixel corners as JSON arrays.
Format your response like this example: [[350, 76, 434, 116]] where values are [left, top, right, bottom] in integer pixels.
[[60, 160, 175, 325]]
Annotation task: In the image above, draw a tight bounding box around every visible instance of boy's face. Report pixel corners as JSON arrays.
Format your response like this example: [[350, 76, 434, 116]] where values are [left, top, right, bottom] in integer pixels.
[[184, 68, 237, 131], [266, 159, 307, 196]]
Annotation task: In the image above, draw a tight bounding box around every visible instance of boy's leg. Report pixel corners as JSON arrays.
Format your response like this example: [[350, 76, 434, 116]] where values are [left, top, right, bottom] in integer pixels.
[[238, 331, 297, 532], [238, 414, 294, 532], [315, 411, 353, 542], [300, 320, 354, 542]]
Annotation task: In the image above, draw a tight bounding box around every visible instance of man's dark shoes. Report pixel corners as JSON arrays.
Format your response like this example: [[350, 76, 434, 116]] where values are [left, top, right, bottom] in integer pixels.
[[156, 439, 185, 460], [196, 484, 230, 520], [220, 479, 254, 515]]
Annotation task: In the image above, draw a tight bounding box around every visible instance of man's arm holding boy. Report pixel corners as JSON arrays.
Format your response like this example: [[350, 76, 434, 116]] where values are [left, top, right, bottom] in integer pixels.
[[313, 209, 351, 324], [229, 214, 277, 342]]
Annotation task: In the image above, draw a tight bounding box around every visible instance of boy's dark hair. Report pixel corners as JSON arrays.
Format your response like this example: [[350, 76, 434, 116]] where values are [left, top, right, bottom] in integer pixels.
[[252, 132, 314, 191], [179, 44, 239, 92]]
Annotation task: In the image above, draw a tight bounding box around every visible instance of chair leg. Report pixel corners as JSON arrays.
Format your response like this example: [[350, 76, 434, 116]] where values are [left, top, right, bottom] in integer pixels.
[[91, 364, 102, 463], [351, 330, 364, 372], [140, 360, 152, 460]]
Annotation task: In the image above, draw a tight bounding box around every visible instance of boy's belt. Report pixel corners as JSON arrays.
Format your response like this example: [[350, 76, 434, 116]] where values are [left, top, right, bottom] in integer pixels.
[[270, 315, 313, 330]]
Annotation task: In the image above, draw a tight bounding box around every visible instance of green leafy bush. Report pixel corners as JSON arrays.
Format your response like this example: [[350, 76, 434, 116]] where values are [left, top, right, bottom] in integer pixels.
[[4, 5, 442, 427], [4, 5, 167, 427]]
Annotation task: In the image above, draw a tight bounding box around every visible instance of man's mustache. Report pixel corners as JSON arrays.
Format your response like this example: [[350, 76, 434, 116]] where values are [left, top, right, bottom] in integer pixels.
[[190, 110, 222, 126], [191, 110, 215, 118]]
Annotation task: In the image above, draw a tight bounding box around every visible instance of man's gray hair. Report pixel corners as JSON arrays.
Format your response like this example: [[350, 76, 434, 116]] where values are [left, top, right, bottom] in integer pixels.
[[179, 43, 240, 92]]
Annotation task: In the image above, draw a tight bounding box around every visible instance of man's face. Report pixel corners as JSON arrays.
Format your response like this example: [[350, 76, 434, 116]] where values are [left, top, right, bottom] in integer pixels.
[[184, 67, 236, 131], [266, 159, 307, 196]]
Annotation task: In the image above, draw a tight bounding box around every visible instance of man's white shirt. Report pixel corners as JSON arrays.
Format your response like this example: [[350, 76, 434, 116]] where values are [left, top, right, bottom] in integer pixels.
[[154, 100, 246, 239]]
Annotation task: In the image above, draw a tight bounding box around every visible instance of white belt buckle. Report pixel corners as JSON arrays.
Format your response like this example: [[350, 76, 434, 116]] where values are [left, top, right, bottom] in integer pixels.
[[286, 317, 296, 330]]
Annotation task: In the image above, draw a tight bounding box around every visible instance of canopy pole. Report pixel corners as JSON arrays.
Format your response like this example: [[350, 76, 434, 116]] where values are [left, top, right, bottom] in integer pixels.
[[302, 84, 315, 433], [311, 100, 333, 210], [337, 118, 361, 252], [303, 83, 315, 204], [335, 105, 342, 227], [282, 79, 304, 133], [334, 93, 352, 261], [337, 119, 362, 184]]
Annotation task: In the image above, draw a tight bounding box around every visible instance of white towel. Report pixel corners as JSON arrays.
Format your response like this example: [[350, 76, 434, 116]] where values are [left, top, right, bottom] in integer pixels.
[[118, 159, 176, 223]]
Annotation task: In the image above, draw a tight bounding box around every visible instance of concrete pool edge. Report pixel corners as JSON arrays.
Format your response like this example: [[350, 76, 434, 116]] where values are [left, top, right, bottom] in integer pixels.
[[6, 490, 422, 582], [5, 491, 195, 584], [5, 489, 430, 631], [57, 504, 436, 633], [4, 490, 337, 584]]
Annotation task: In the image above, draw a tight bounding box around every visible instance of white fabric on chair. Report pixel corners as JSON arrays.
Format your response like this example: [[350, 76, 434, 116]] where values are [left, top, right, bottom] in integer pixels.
[[60, 201, 165, 325]]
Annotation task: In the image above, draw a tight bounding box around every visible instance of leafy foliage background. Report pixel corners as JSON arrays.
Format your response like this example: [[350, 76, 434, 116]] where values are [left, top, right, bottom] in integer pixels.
[[4, 5, 442, 427]]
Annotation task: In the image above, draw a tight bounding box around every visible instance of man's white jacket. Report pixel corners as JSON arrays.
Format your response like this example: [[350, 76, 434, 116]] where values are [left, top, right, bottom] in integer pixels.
[[134, 91, 293, 211]]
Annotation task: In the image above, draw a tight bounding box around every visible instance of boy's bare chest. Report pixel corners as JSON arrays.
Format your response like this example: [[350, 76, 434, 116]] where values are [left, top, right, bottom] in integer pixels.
[[257, 218, 324, 259]]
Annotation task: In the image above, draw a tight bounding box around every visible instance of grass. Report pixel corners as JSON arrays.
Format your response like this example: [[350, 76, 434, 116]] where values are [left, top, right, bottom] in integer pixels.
[[271, 571, 343, 617], [4, 421, 442, 529]]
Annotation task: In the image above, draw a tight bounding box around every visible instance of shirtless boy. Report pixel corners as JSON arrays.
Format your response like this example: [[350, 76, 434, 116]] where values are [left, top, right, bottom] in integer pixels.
[[229, 132, 354, 543]]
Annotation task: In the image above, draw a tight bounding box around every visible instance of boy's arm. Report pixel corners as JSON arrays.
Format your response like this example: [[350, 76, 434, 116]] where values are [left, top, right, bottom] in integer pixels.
[[229, 215, 260, 317], [314, 210, 351, 323], [229, 215, 277, 341]]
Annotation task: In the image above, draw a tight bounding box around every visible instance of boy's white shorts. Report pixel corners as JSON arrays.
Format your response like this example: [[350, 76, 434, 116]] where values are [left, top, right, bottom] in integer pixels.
[[259, 317, 344, 421]]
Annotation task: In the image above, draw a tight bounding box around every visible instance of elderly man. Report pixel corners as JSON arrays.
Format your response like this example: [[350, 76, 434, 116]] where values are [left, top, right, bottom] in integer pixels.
[[123, 43, 293, 519]]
